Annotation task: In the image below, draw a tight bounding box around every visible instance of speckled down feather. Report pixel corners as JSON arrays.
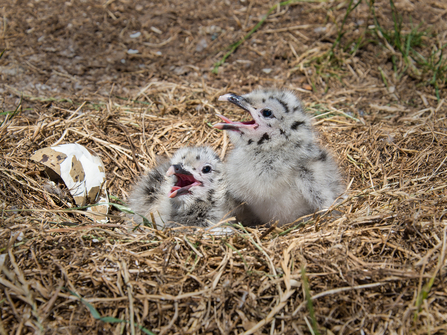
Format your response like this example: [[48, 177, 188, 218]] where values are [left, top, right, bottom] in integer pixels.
[[215, 89, 344, 226], [127, 146, 234, 229]]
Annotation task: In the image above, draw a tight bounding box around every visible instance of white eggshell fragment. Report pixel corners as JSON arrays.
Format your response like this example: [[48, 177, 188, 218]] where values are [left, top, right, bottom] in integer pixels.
[[86, 185, 109, 224], [31, 143, 106, 207]]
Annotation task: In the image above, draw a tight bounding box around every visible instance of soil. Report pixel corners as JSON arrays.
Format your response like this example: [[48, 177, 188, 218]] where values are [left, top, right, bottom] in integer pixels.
[[2, 0, 444, 109]]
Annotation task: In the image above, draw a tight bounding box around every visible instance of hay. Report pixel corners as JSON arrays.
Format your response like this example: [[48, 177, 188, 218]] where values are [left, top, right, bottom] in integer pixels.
[[1, 0, 447, 334]]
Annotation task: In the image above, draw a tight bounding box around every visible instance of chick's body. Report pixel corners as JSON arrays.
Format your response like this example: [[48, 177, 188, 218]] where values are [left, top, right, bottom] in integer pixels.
[[128, 147, 231, 229], [215, 89, 343, 225]]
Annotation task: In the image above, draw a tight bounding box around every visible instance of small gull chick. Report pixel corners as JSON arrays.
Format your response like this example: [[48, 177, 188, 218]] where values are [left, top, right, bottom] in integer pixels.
[[214, 89, 344, 226], [127, 146, 233, 230]]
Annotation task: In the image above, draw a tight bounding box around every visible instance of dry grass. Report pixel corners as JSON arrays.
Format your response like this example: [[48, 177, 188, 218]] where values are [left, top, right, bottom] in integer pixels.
[[1, 82, 446, 334], [1, 0, 447, 334]]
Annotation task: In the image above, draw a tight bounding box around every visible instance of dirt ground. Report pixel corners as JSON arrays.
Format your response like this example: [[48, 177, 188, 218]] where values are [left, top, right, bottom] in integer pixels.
[[1, 0, 447, 334]]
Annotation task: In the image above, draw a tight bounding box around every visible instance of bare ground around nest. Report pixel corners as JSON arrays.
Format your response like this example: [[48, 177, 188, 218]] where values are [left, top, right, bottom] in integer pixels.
[[1, 0, 447, 334]]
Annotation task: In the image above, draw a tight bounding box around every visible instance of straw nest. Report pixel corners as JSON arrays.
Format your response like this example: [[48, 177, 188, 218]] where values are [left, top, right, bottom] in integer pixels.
[[1, 82, 446, 334], [1, 0, 447, 334]]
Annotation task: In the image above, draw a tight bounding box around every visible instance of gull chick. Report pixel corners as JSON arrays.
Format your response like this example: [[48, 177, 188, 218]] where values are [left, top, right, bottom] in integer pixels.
[[127, 146, 231, 229], [214, 89, 343, 226]]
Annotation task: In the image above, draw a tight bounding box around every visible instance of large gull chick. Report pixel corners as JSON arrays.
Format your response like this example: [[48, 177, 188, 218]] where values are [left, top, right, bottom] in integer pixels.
[[127, 146, 232, 229], [214, 89, 343, 226]]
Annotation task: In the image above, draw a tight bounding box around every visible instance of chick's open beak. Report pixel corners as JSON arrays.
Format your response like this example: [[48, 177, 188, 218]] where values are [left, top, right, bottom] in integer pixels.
[[214, 93, 258, 131], [166, 164, 202, 198], [166, 164, 191, 177]]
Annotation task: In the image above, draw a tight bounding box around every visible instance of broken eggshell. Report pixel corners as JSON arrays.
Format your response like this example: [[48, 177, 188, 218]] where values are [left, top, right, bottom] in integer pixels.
[[31, 143, 108, 222]]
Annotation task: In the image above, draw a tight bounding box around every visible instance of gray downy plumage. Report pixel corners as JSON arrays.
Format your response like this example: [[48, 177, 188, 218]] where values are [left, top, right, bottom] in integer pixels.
[[127, 146, 233, 230], [214, 89, 344, 226]]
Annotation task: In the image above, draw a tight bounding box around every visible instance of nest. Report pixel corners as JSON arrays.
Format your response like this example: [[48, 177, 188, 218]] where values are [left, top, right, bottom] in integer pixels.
[[1, 82, 446, 334]]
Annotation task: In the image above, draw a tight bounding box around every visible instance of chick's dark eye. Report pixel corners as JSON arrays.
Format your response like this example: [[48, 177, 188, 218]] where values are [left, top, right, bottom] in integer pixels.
[[202, 165, 212, 173], [262, 108, 273, 118]]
